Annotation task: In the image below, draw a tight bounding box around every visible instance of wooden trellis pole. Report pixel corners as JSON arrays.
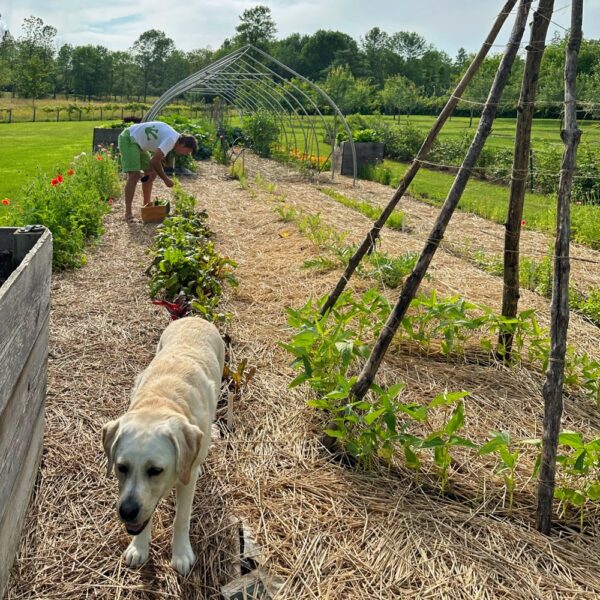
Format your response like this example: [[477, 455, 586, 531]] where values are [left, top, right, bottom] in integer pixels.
[[351, 0, 533, 401], [500, 0, 555, 358], [320, 0, 519, 316], [536, 0, 583, 535]]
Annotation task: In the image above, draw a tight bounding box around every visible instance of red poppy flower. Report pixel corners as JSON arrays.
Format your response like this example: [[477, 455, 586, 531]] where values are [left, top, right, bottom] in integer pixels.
[[67, 169, 75, 176], [57, 174, 64, 183], [1, 198, 9, 206], [96, 155, 103, 161], [51, 178, 59, 186], [521, 219, 526, 226]]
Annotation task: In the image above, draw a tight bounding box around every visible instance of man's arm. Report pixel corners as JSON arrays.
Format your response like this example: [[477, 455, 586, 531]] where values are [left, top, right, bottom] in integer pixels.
[[149, 149, 173, 187]]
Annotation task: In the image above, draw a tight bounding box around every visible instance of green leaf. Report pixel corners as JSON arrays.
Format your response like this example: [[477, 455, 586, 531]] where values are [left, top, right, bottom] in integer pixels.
[[448, 435, 476, 448], [429, 389, 469, 408], [306, 398, 331, 409], [289, 372, 311, 388], [558, 431, 584, 449], [364, 408, 386, 426], [324, 428, 345, 439], [444, 402, 465, 435]]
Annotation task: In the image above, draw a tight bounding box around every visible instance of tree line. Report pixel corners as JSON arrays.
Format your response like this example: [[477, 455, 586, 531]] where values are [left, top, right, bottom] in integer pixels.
[[1, 7, 599, 118]]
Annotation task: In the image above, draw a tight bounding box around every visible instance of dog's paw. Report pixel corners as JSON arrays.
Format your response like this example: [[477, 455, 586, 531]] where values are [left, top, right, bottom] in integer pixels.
[[123, 542, 149, 568], [171, 544, 196, 575]]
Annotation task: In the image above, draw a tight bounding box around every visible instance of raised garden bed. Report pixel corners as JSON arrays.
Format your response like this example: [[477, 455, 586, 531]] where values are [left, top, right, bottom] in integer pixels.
[[92, 127, 123, 152], [333, 141, 385, 177], [0, 226, 52, 598]]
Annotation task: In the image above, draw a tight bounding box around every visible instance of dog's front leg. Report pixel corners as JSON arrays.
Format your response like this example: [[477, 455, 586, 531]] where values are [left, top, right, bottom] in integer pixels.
[[123, 516, 152, 568], [171, 471, 199, 575]]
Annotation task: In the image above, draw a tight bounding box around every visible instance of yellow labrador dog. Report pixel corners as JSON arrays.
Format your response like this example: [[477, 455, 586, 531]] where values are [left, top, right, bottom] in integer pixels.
[[102, 317, 224, 574]]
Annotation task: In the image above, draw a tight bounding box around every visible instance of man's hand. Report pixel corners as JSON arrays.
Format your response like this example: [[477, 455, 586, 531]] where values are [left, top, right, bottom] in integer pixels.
[[164, 177, 174, 188]]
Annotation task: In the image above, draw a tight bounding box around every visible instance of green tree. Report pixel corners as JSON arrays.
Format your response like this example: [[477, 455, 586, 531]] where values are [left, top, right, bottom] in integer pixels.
[[272, 33, 309, 75], [71, 45, 111, 100], [54, 44, 73, 98], [132, 29, 174, 101], [234, 5, 277, 49], [14, 16, 56, 101], [360, 27, 394, 86], [0, 28, 16, 93], [300, 30, 360, 81], [380, 74, 420, 118], [163, 49, 190, 90], [391, 31, 429, 60], [111, 51, 139, 100]]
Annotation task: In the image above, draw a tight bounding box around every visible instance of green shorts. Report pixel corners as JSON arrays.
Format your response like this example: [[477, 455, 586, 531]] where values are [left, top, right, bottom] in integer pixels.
[[118, 128, 151, 172]]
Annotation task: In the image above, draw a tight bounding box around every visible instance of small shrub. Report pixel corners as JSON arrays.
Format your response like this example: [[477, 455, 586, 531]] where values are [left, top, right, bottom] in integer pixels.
[[242, 110, 280, 157]]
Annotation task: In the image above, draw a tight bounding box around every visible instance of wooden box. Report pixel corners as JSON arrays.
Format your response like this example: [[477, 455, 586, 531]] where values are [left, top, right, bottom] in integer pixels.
[[0, 226, 52, 597], [92, 127, 123, 152], [140, 202, 170, 224]]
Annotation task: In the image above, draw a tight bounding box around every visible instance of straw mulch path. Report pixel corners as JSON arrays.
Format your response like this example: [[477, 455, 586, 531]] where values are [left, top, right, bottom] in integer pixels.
[[7, 158, 600, 599]]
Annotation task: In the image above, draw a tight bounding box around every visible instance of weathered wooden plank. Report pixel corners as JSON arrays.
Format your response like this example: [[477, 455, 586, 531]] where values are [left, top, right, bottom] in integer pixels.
[[0, 312, 48, 513], [0, 229, 52, 416], [0, 401, 44, 599]]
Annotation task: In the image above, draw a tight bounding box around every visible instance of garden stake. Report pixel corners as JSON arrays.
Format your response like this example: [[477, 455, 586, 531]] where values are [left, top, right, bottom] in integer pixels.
[[351, 0, 533, 401], [320, 0, 519, 316], [536, 0, 583, 536]]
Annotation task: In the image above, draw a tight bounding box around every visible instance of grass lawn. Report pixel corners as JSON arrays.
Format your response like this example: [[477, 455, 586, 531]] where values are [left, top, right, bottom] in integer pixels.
[[273, 114, 600, 155], [0, 122, 97, 208], [379, 159, 600, 249]]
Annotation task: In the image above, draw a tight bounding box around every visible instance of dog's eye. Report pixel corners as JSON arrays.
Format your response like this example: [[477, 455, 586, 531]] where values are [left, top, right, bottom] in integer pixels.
[[117, 464, 128, 474], [147, 467, 163, 477]]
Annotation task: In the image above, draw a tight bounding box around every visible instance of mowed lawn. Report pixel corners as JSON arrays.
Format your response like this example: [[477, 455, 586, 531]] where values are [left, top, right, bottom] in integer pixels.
[[0, 122, 97, 207]]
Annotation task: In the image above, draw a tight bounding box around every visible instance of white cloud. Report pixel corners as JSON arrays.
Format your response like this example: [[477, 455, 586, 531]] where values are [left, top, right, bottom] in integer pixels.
[[2, 0, 599, 56]]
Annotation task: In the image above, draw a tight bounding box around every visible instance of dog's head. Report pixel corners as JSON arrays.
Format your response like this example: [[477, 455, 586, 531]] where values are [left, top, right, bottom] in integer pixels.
[[101, 413, 203, 535]]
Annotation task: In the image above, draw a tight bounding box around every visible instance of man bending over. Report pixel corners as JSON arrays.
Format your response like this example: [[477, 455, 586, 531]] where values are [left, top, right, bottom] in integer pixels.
[[118, 121, 197, 222]]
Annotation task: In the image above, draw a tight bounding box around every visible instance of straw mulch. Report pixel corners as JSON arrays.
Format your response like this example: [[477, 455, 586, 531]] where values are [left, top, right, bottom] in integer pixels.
[[6, 157, 600, 599]]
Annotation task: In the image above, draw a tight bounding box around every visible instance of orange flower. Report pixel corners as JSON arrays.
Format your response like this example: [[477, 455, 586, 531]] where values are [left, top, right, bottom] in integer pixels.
[[67, 169, 75, 176], [1, 198, 9, 206], [96, 155, 103, 161]]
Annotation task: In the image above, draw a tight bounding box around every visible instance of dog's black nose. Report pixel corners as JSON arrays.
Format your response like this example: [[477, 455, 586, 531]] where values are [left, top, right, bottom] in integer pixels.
[[119, 498, 140, 522]]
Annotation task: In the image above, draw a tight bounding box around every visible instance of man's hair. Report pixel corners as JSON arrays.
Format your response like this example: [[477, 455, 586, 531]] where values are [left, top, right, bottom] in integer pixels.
[[178, 134, 198, 153]]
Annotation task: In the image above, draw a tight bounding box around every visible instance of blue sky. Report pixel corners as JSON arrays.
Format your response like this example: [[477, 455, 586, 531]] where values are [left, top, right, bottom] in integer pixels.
[[1, 1, 598, 56]]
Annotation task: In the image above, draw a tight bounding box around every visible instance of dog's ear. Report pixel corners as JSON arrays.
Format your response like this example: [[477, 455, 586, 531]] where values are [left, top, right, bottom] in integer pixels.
[[102, 419, 121, 476], [168, 421, 203, 485]]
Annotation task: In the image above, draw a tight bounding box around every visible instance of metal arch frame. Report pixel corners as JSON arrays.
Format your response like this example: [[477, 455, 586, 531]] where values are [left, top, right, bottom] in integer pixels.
[[144, 44, 357, 182]]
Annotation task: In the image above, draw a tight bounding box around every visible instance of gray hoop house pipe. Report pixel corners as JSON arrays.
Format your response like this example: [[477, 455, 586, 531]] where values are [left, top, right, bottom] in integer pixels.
[[144, 44, 357, 181]]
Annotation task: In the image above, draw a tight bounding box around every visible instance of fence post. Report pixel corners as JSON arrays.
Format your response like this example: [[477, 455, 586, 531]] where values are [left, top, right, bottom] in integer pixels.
[[32, 106, 36, 122], [7, 109, 11, 124]]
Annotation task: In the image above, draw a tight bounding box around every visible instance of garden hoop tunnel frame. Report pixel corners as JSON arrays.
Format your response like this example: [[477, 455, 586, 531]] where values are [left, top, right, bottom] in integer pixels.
[[144, 44, 357, 182]]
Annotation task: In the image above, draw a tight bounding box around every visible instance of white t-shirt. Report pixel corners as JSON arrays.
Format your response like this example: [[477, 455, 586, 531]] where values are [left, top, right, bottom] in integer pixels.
[[129, 121, 180, 154]]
